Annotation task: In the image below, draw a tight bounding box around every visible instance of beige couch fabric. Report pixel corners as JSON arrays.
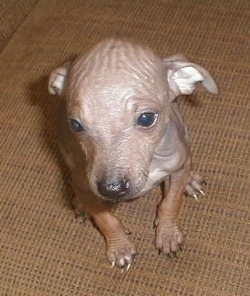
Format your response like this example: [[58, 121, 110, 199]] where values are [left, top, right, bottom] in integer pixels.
[[0, 0, 249, 295], [0, 0, 39, 52]]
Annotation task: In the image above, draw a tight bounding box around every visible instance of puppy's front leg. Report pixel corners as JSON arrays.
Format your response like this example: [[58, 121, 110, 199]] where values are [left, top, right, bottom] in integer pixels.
[[72, 171, 136, 268], [155, 168, 189, 255]]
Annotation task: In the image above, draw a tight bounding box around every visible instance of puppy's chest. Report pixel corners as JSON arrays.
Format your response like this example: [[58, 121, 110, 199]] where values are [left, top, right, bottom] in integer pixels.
[[137, 168, 167, 197], [137, 147, 188, 196]]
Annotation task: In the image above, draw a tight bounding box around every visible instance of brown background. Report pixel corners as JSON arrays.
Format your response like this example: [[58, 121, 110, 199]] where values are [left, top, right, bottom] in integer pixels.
[[0, 1, 249, 295]]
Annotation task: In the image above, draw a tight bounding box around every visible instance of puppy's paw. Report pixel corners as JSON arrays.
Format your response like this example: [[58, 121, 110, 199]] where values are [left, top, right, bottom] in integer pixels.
[[106, 236, 136, 270], [72, 196, 90, 223], [154, 220, 184, 255], [75, 211, 90, 223], [184, 172, 207, 200]]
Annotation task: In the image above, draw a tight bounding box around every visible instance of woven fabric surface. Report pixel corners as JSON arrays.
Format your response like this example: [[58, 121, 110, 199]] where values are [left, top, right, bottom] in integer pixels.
[[0, 0, 39, 52], [0, 0, 249, 295]]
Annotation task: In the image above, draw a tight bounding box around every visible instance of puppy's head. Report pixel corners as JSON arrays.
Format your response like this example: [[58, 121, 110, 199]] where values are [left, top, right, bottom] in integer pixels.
[[49, 39, 217, 202]]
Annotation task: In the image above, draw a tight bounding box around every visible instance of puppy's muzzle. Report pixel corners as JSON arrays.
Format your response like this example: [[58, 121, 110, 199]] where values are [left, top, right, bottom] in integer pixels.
[[97, 177, 130, 201]]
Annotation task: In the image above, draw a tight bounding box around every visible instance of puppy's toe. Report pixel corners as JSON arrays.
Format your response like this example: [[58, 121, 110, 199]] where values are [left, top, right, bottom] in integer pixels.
[[184, 172, 207, 200], [155, 222, 184, 255], [107, 236, 136, 270]]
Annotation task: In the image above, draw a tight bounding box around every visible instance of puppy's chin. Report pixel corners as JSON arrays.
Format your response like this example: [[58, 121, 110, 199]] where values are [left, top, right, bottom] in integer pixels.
[[94, 190, 138, 204]]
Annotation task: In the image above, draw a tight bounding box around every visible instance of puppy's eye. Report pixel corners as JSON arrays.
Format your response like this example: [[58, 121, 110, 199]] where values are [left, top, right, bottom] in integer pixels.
[[69, 118, 84, 133], [137, 112, 158, 128]]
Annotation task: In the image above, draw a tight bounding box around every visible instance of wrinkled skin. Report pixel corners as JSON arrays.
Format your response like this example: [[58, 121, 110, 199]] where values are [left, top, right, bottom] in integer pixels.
[[49, 39, 218, 269]]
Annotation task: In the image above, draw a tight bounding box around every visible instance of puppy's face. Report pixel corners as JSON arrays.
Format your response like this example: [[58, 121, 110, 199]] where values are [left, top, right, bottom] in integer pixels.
[[66, 41, 170, 201]]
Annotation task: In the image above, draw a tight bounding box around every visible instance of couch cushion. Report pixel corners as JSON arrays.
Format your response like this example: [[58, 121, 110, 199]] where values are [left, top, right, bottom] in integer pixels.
[[0, 0, 38, 52], [0, 0, 249, 295]]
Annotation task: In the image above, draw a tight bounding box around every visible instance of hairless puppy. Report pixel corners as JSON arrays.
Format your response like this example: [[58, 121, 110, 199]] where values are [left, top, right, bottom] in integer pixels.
[[48, 39, 218, 270]]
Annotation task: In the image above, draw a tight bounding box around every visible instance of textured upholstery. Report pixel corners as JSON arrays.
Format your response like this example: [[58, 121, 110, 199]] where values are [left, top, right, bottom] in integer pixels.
[[0, 0, 249, 295]]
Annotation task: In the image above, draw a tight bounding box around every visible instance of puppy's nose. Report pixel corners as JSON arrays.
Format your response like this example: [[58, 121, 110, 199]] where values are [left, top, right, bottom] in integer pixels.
[[97, 177, 130, 200]]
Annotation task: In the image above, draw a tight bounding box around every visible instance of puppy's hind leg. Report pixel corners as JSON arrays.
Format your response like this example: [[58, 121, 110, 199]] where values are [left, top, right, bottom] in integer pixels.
[[184, 172, 207, 201], [72, 191, 91, 223]]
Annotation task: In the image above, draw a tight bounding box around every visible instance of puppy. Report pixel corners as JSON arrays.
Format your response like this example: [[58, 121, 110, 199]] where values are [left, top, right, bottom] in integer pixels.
[[48, 39, 218, 269]]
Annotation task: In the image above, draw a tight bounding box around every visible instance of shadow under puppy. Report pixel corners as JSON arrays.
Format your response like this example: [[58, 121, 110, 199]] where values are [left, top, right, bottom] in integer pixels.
[[48, 39, 217, 269]]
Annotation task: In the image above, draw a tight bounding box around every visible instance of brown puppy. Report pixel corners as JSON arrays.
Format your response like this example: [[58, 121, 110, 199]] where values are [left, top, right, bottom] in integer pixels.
[[48, 39, 218, 269]]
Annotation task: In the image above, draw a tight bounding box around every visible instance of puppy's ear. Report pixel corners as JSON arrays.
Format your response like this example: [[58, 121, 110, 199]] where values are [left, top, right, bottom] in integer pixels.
[[48, 62, 70, 96], [163, 55, 218, 100]]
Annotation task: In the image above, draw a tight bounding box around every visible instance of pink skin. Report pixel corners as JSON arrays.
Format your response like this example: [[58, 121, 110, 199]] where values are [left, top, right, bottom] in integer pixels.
[[49, 39, 218, 269]]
